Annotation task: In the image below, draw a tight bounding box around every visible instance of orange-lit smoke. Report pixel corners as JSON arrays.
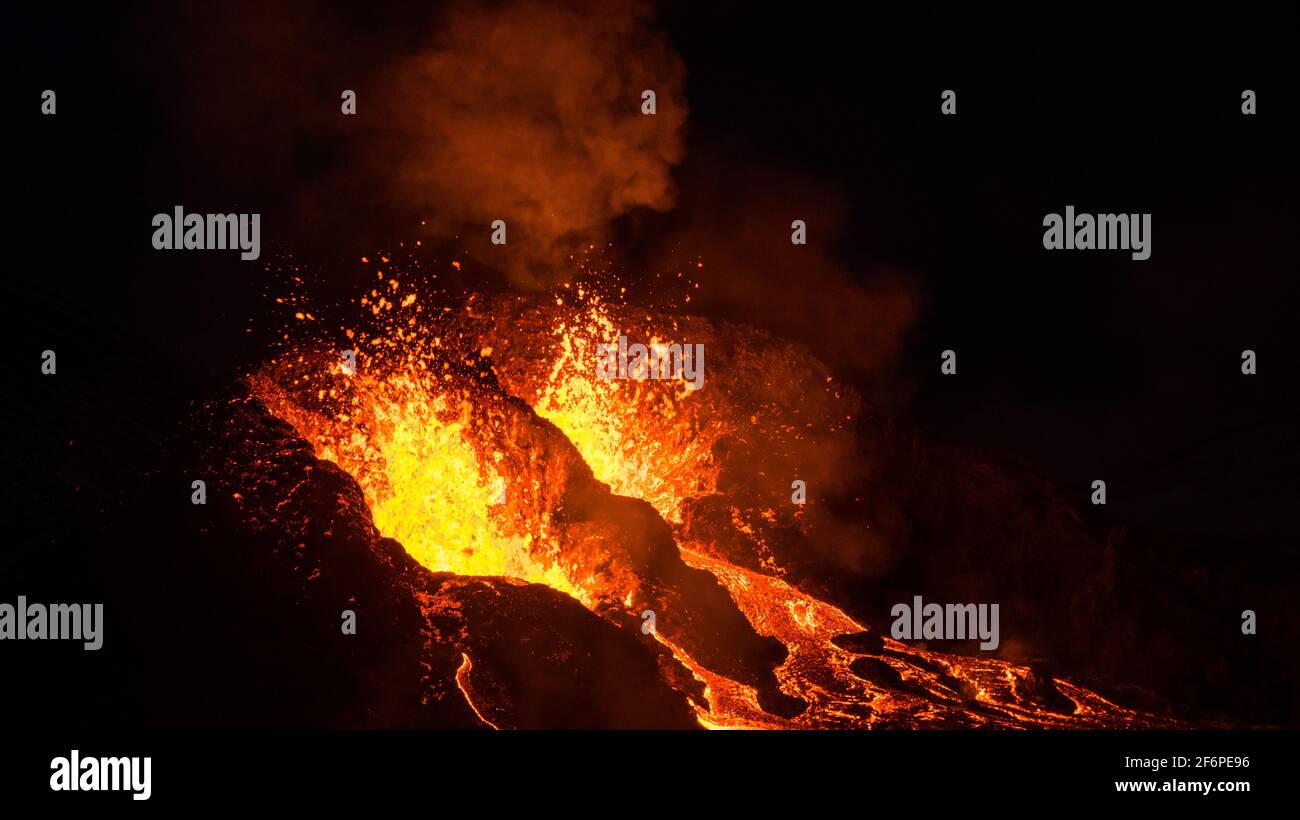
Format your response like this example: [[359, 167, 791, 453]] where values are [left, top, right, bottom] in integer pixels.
[[378, 0, 688, 287]]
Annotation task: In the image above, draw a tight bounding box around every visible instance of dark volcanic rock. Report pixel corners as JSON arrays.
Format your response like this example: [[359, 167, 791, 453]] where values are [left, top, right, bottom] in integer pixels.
[[555, 473, 789, 697], [419, 574, 694, 729], [832, 630, 885, 654], [848, 657, 904, 689], [1013, 667, 1077, 716]]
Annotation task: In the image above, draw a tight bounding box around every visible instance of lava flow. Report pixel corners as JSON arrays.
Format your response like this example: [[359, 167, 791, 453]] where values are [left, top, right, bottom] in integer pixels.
[[241, 274, 1182, 729]]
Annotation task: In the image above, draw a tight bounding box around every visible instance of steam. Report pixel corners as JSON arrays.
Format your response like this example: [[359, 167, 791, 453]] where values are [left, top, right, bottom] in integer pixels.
[[645, 143, 921, 388], [378, 0, 687, 287]]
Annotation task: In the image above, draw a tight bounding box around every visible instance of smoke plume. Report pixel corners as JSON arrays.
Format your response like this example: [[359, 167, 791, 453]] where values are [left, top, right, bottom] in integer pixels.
[[378, 0, 688, 287]]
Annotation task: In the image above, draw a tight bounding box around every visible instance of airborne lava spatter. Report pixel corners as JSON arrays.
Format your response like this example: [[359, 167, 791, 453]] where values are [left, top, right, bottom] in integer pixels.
[[247, 274, 1179, 729]]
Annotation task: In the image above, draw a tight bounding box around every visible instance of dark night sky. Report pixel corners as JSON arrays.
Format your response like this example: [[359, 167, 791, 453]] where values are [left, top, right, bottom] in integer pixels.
[[9, 2, 1298, 547]]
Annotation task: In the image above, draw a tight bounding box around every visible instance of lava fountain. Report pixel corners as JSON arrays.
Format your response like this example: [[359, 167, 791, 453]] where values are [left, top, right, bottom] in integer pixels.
[[242, 273, 1181, 729]]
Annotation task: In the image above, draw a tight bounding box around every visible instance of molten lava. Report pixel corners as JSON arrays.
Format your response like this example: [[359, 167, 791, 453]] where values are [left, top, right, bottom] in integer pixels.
[[247, 276, 1179, 729], [530, 295, 724, 522], [253, 365, 582, 600]]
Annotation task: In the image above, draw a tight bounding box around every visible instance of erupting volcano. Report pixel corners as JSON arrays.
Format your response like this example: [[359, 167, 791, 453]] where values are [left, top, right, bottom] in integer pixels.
[[12, 5, 1299, 811], [179, 264, 1190, 730]]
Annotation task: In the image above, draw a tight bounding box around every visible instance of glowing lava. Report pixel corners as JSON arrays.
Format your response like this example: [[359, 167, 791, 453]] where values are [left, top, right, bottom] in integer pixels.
[[529, 295, 724, 522], [248, 277, 1177, 729], [252, 364, 580, 599]]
